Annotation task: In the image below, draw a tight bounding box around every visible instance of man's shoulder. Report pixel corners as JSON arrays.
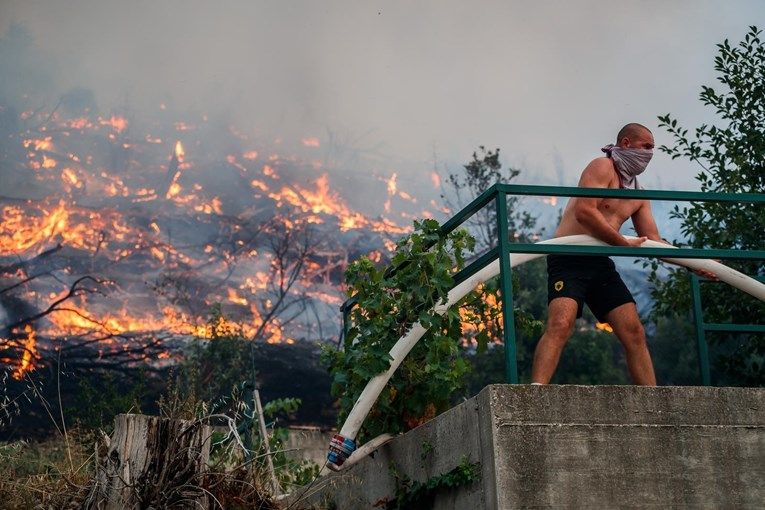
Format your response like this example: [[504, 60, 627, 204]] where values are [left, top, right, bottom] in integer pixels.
[[581, 157, 616, 181], [585, 156, 614, 170]]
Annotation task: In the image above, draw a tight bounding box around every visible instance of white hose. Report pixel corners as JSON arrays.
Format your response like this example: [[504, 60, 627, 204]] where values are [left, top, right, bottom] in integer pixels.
[[327, 235, 765, 471]]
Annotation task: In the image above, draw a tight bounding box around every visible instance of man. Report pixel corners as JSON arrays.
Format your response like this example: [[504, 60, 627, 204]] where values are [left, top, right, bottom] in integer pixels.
[[531, 123, 670, 386]]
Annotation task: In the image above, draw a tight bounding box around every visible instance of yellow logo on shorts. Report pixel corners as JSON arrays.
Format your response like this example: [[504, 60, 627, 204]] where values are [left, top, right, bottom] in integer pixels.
[[554, 280, 564, 292]]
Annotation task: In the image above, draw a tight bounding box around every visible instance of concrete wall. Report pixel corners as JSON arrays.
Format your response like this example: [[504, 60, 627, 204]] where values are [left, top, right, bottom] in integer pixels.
[[284, 426, 334, 467], [487, 385, 764, 509], [295, 385, 764, 509]]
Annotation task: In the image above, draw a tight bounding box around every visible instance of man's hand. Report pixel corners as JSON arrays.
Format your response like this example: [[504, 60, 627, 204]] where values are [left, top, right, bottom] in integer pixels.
[[655, 238, 720, 281], [625, 236, 647, 247], [693, 265, 720, 281]]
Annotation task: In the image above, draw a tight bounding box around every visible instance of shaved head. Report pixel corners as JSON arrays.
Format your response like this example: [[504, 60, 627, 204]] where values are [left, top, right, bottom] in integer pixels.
[[616, 123, 652, 145]]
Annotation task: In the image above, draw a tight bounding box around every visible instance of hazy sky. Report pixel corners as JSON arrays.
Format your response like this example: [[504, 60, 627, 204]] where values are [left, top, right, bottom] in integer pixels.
[[2, 0, 762, 189]]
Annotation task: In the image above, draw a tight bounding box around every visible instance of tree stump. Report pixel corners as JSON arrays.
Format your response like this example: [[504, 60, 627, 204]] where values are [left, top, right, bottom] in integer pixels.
[[86, 413, 213, 509]]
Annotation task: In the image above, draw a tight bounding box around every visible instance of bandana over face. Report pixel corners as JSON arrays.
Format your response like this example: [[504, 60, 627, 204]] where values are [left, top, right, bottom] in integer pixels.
[[601, 144, 652, 189]]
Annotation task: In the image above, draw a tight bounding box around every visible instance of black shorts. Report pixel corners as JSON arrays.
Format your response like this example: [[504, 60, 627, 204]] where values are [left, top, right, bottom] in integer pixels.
[[546, 254, 635, 323]]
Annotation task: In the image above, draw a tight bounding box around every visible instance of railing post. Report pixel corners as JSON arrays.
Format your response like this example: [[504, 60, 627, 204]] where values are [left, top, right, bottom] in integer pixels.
[[495, 190, 519, 384], [690, 274, 711, 386], [339, 304, 350, 349]]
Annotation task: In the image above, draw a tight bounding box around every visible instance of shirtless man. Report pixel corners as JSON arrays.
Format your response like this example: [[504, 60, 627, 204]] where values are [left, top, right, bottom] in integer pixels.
[[531, 123, 660, 385]]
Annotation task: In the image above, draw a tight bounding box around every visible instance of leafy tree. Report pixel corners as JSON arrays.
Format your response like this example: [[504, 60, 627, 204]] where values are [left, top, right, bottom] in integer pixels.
[[442, 146, 538, 249], [649, 314, 703, 386], [651, 26, 764, 386], [441, 147, 545, 372]]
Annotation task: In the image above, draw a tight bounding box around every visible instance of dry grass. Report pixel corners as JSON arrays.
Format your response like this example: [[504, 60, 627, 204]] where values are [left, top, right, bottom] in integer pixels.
[[0, 369, 310, 508], [0, 430, 285, 509], [0, 429, 95, 509]]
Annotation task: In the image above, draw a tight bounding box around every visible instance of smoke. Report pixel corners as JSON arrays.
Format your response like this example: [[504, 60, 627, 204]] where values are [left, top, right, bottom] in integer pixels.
[[2, 2, 762, 183], [1, 1, 763, 188]]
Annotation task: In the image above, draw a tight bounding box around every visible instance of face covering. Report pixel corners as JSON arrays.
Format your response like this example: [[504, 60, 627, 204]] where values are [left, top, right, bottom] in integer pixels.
[[601, 144, 653, 189]]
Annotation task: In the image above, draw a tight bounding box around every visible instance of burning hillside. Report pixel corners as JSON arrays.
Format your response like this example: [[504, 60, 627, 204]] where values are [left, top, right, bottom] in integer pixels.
[[0, 100, 433, 380]]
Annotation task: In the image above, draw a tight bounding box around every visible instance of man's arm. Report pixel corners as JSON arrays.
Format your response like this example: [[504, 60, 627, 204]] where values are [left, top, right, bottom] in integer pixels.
[[632, 198, 719, 280], [573, 159, 646, 247], [631, 200, 662, 241]]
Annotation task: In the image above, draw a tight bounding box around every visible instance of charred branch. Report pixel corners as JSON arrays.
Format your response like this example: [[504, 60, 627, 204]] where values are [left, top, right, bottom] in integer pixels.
[[1, 275, 104, 335]]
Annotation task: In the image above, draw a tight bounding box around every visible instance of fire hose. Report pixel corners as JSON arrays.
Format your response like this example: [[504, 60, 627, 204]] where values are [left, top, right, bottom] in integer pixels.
[[325, 235, 765, 471]]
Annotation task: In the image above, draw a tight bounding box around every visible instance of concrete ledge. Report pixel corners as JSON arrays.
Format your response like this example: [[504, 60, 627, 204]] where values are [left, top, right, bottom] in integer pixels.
[[297, 385, 764, 509]]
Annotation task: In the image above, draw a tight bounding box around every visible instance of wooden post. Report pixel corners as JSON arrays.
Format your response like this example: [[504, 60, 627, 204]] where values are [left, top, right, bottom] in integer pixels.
[[254, 389, 281, 496], [86, 413, 212, 509]]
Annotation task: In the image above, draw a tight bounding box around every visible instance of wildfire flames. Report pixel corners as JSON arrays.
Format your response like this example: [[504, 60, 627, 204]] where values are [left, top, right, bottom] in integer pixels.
[[7, 325, 38, 380], [0, 101, 438, 377]]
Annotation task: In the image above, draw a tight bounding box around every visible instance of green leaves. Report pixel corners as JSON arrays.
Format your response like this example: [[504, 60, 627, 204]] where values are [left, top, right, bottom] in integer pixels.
[[322, 220, 500, 440], [387, 457, 481, 510], [652, 25, 764, 386]]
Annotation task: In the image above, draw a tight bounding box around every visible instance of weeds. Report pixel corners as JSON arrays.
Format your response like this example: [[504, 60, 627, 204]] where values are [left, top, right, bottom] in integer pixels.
[[0, 308, 324, 508], [0, 429, 95, 509]]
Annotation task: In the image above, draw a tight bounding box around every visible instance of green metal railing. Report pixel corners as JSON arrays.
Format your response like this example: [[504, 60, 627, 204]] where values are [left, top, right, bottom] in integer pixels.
[[341, 183, 764, 385], [690, 274, 765, 385]]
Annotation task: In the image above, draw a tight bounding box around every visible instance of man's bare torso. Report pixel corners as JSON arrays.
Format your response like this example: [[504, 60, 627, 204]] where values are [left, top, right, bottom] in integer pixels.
[[554, 157, 645, 238]]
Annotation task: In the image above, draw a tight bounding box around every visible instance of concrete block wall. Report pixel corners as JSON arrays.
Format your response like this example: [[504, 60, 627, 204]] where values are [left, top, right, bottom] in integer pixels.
[[296, 385, 764, 509], [284, 426, 335, 467]]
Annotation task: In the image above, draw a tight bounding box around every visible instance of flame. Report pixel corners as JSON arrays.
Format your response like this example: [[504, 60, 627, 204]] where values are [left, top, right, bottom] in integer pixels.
[[164, 141, 186, 199], [263, 165, 278, 179], [542, 197, 558, 206], [99, 115, 128, 133], [23, 137, 54, 151], [384, 173, 398, 213], [41, 155, 57, 169], [458, 290, 503, 346], [387, 173, 398, 196], [12, 325, 38, 380], [0, 201, 138, 256], [266, 174, 409, 234], [67, 117, 92, 130], [430, 199, 451, 215], [227, 288, 249, 306], [243, 272, 270, 292], [1, 102, 426, 366], [1, 202, 70, 254], [174, 141, 185, 161], [150, 247, 166, 261], [383, 238, 397, 252], [62, 168, 82, 188], [42, 296, 291, 346], [251, 179, 269, 192], [194, 196, 223, 215], [430, 172, 441, 188], [226, 155, 248, 173], [595, 322, 613, 333], [305, 290, 344, 306]]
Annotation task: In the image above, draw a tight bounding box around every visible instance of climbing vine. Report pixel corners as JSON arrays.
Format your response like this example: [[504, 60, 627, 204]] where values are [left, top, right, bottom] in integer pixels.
[[387, 457, 481, 510]]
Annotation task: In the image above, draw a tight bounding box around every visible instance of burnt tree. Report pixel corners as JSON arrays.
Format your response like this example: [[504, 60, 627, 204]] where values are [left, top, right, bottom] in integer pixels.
[[86, 413, 213, 509]]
